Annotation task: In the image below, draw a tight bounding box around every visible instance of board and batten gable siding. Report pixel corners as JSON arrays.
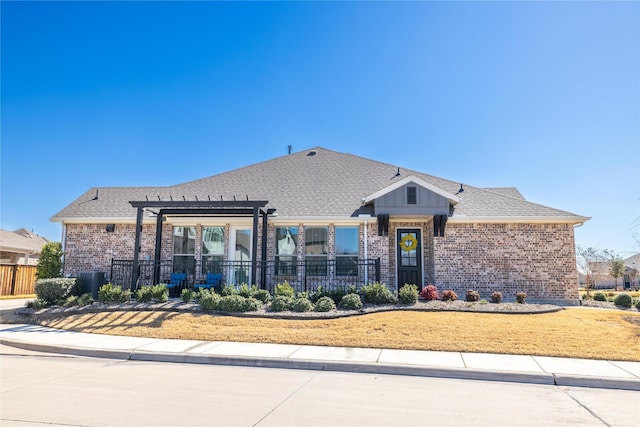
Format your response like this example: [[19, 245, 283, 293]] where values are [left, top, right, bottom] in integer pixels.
[[374, 183, 450, 216]]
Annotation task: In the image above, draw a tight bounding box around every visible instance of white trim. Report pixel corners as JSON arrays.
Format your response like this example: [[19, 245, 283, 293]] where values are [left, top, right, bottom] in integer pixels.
[[448, 215, 590, 225], [363, 175, 460, 205]]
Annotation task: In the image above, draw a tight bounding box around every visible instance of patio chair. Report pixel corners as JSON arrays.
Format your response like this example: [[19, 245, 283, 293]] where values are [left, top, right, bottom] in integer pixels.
[[167, 273, 187, 290], [195, 273, 222, 291]]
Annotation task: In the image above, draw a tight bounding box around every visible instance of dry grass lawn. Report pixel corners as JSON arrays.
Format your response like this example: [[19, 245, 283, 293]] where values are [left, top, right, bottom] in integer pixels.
[[39, 307, 640, 361]]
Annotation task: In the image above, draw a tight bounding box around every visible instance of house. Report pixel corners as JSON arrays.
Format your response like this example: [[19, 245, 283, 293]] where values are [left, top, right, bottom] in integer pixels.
[[587, 253, 639, 290], [0, 229, 49, 265], [51, 147, 589, 303]]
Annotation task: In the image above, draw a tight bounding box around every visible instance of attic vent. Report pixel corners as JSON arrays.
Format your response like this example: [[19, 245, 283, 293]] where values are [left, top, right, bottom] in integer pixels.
[[307, 150, 317, 156]]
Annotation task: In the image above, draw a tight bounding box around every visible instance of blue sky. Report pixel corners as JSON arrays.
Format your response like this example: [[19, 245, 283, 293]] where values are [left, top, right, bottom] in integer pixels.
[[2, 1, 639, 256]]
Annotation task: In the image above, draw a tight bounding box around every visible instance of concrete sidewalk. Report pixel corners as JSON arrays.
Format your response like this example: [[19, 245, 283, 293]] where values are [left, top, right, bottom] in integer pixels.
[[1, 323, 639, 391]]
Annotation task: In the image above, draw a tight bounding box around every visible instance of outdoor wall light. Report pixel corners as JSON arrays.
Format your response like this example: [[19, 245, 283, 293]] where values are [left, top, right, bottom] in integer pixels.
[[106, 224, 115, 232]]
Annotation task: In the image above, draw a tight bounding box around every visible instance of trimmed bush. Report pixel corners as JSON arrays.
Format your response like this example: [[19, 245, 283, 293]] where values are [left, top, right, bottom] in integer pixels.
[[270, 295, 295, 312], [465, 290, 480, 302], [420, 284, 439, 301], [181, 288, 195, 303], [339, 293, 363, 310], [636, 299, 640, 310], [399, 284, 419, 304], [613, 293, 632, 308], [315, 296, 336, 312], [136, 285, 168, 303], [217, 295, 260, 312], [310, 286, 325, 303], [291, 297, 314, 312], [441, 290, 458, 302], [199, 289, 221, 311], [26, 299, 48, 310], [136, 286, 154, 303], [253, 289, 272, 303], [275, 281, 295, 297], [98, 283, 131, 303], [77, 293, 93, 306], [35, 278, 77, 305], [516, 292, 527, 304], [221, 285, 239, 296], [360, 282, 397, 305], [593, 292, 607, 302], [490, 291, 503, 304]]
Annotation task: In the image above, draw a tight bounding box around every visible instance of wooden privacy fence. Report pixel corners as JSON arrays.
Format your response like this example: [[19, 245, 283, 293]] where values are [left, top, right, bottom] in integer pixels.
[[0, 264, 37, 296]]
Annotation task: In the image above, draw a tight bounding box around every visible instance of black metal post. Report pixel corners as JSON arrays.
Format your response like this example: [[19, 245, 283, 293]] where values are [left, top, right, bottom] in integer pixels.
[[131, 207, 144, 290], [375, 258, 381, 283], [251, 207, 259, 285], [153, 211, 164, 285], [260, 211, 268, 289]]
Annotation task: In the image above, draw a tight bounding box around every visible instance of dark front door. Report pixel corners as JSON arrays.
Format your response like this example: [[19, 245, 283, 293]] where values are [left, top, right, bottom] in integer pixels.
[[397, 229, 422, 289]]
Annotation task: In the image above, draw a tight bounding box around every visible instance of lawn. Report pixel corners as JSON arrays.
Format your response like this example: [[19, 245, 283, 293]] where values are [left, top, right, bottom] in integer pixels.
[[38, 307, 640, 361]]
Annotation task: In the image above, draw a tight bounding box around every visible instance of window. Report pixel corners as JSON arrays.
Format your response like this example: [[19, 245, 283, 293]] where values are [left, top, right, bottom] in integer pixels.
[[202, 226, 224, 274], [407, 186, 417, 205], [335, 227, 359, 276], [173, 226, 196, 273], [275, 227, 298, 276], [305, 227, 328, 276]]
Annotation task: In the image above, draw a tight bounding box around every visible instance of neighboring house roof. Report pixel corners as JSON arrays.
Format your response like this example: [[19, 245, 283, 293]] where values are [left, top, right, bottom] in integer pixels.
[[0, 229, 49, 255], [624, 254, 640, 271], [51, 147, 589, 224]]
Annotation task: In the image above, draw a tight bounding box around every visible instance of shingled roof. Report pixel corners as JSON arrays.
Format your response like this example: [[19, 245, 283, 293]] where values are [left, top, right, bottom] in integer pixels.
[[51, 147, 588, 224]]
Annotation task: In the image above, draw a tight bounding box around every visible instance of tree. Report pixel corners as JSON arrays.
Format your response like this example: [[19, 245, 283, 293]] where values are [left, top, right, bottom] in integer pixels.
[[609, 256, 625, 291], [36, 242, 63, 279], [575, 246, 608, 298]]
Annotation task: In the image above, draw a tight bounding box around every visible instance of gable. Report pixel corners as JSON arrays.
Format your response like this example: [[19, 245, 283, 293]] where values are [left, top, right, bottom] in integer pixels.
[[364, 175, 458, 217]]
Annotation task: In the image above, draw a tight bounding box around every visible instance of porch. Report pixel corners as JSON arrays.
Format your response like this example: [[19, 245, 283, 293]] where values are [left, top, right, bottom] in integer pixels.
[[110, 258, 381, 294]]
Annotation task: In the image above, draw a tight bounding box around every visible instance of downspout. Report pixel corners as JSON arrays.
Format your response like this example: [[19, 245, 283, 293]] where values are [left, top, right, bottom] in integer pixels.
[[61, 223, 67, 276], [364, 217, 368, 285]]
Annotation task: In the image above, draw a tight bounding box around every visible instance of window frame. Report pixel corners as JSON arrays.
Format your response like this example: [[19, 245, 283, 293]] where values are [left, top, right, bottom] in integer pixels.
[[335, 226, 359, 277], [304, 226, 328, 276]]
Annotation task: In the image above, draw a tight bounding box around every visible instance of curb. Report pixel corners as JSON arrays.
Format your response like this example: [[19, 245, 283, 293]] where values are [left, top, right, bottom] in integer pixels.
[[8, 337, 639, 391]]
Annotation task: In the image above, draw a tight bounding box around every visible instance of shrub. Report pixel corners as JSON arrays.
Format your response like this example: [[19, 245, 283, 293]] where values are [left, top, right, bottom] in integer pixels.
[[613, 293, 632, 308], [360, 282, 397, 305], [270, 295, 295, 312], [181, 288, 195, 303], [221, 285, 239, 296], [136, 286, 154, 303], [636, 299, 640, 310], [36, 242, 63, 279], [292, 297, 314, 312], [253, 289, 272, 303], [135, 285, 168, 303], [441, 290, 458, 302], [77, 293, 93, 306], [217, 295, 260, 312], [420, 284, 439, 301], [199, 289, 221, 311], [98, 283, 131, 303], [26, 299, 48, 310], [516, 292, 527, 304], [35, 278, 77, 305], [398, 284, 419, 304], [275, 281, 295, 297], [64, 295, 79, 307], [479, 299, 488, 304], [465, 290, 480, 302], [490, 291, 503, 304], [593, 292, 607, 302], [151, 284, 169, 303], [310, 286, 325, 303], [339, 293, 363, 310], [237, 283, 260, 298], [315, 296, 336, 312]]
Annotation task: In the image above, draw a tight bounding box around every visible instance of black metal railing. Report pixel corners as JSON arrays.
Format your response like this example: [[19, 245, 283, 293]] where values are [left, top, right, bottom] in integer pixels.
[[110, 258, 381, 294]]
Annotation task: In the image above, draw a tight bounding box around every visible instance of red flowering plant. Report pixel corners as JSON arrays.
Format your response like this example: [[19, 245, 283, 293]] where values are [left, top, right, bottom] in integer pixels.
[[420, 284, 439, 301]]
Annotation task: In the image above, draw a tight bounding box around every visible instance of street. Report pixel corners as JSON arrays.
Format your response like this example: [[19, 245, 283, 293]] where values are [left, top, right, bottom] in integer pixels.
[[1, 344, 638, 427]]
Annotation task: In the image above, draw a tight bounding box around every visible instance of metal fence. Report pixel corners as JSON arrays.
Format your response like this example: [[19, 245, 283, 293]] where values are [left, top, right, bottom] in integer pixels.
[[111, 258, 380, 294]]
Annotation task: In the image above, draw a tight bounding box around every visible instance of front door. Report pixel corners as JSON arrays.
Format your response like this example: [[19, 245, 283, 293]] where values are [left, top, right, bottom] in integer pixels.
[[228, 227, 252, 285], [397, 229, 422, 289]]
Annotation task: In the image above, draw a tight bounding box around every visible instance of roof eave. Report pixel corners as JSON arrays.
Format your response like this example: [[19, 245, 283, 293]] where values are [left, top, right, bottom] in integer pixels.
[[449, 215, 591, 225]]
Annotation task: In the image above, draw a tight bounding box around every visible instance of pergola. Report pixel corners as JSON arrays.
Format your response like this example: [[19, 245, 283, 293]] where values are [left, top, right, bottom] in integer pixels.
[[128, 200, 276, 289]]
